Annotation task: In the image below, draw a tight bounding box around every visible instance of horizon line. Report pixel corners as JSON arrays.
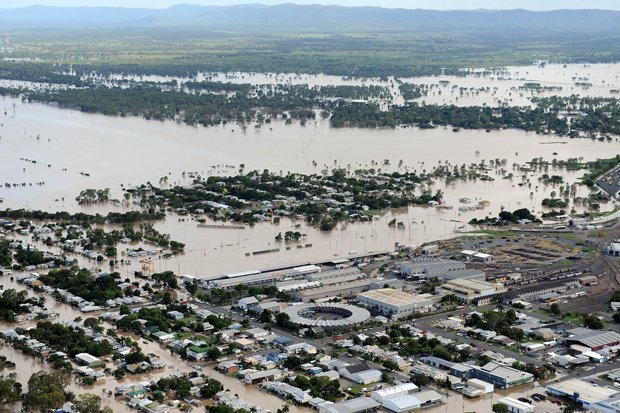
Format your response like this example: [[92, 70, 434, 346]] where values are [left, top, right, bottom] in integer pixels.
[[0, 3, 616, 12]]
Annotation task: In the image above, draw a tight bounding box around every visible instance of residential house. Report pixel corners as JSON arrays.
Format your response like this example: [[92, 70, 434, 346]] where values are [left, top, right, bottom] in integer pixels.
[[238, 296, 259, 311]]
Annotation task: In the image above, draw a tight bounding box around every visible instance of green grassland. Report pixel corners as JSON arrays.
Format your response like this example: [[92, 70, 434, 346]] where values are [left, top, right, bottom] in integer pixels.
[[4, 27, 620, 78]]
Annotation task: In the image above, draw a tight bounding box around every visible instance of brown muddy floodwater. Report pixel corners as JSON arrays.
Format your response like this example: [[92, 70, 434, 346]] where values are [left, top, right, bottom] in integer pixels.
[[0, 63, 617, 412], [1, 84, 617, 275], [0, 274, 296, 413]]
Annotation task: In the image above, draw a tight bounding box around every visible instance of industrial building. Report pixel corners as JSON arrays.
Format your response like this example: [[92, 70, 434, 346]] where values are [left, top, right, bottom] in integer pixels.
[[473, 252, 494, 263], [276, 279, 322, 292], [338, 362, 382, 384], [409, 390, 442, 408], [421, 356, 455, 370], [294, 279, 373, 302], [279, 267, 365, 293], [593, 394, 620, 413], [204, 264, 362, 292], [380, 390, 442, 413], [420, 245, 439, 256], [471, 362, 534, 389], [206, 272, 283, 289], [75, 353, 102, 368], [356, 289, 435, 318], [460, 250, 477, 260], [496, 397, 534, 413], [579, 275, 599, 286], [461, 250, 495, 263], [319, 397, 380, 413], [369, 278, 405, 290], [370, 383, 419, 403], [398, 258, 465, 279], [546, 379, 620, 408], [202, 265, 321, 289], [607, 243, 620, 256], [538, 292, 560, 303], [381, 396, 421, 413], [461, 378, 494, 397], [440, 279, 507, 304], [564, 328, 620, 351], [504, 279, 580, 302], [441, 269, 486, 282], [421, 356, 475, 379], [307, 267, 361, 283]]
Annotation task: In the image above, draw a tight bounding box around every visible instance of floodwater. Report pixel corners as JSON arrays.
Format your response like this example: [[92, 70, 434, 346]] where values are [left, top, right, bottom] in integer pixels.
[[107, 62, 620, 107], [0, 87, 618, 276], [427, 381, 560, 413], [208, 62, 620, 107], [0, 63, 617, 412], [401, 62, 620, 107], [0, 332, 294, 413], [0, 272, 296, 413]]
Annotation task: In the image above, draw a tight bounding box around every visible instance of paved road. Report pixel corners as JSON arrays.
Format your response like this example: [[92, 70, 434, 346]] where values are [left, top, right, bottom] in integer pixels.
[[552, 359, 620, 384]]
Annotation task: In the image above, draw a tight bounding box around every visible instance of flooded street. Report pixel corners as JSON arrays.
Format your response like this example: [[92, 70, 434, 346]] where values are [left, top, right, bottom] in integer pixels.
[[0, 332, 295, 413], [0, 332, 128, 412], [426, 381, 559, 413], [0, 271, 296, 413]]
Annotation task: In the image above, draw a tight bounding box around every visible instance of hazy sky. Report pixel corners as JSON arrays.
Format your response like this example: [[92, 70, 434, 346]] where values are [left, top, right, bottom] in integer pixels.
[[4, 0, 620, 10]]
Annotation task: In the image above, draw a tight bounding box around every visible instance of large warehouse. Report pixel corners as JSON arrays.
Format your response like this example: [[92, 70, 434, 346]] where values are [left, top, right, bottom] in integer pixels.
[[441, 269, 486, 282], [399, 258, 465, 279], [439, 279, 507, 304], [356, 288, 435, 318], [294, 279, 372, 302], [471, 362, 533, 389], [547, 379, 620, 408], [564, 328, 620, 351]]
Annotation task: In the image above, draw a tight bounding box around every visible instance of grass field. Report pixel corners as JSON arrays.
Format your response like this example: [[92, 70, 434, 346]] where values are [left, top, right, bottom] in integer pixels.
[[4, 26, 620, 78], [536, 309, 585, 325]]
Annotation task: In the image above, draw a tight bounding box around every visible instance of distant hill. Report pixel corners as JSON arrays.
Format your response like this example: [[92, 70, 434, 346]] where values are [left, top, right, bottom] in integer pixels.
[[0, 4, 619, 34]]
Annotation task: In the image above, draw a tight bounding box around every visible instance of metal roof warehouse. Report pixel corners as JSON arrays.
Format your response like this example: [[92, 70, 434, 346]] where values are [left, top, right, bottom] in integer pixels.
[[565, 328, 620, 351], [547, 379, 620, 407]]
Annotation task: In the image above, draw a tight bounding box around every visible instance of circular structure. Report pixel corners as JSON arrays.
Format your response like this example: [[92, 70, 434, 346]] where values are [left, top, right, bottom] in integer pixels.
[[283, 302, 370, 328]]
